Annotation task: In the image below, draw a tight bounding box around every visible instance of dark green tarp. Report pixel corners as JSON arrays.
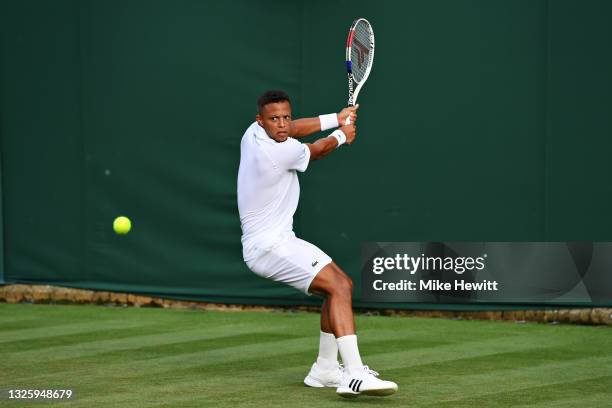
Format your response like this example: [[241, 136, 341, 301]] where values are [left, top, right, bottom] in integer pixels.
[[1, 0, 611, 308]]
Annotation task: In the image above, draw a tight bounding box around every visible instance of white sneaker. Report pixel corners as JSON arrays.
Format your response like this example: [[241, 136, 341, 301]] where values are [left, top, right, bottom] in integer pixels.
[[336, 365, 398, 398], [304, 360, 343, 388]]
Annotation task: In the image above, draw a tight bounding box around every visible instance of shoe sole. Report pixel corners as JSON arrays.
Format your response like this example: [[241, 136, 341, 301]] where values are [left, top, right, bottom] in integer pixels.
[[337, 386, 397, 398], [363, 387, 397, 396], [304, 375, 340, 388], [337, 390, 359, 398]]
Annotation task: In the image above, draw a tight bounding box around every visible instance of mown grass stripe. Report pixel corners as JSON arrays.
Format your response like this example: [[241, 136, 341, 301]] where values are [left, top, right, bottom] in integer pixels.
[[1, 327, 171, 354], [510, 382, 612, 408], [4, 323, 282, 362], [350, 334, 570, 371], [0, 315, 39, 324], [45, 358, 612, 408], [3, 335, 320, 385], [0, 319, 154, 343], [391, 357, 612, 406]]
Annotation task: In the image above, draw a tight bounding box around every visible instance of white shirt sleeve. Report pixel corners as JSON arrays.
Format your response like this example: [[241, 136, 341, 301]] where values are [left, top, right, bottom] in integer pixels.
[[268, 138, 310, 173]]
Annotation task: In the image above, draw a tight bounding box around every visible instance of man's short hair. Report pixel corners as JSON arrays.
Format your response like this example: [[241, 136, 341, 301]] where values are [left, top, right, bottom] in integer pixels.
[[257, 90, 290, 111]]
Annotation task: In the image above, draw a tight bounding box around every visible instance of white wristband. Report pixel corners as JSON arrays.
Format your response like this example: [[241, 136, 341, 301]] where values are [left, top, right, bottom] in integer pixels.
[[319, 113, 339, 131], [330, 129, 346, 148]]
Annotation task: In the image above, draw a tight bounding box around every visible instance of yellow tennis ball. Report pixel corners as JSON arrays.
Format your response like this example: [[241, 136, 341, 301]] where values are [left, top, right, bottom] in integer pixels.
[[113, 216, 131, 235]]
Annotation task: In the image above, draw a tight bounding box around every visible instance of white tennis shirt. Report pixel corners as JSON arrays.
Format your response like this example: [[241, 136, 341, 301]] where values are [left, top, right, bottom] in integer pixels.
[[237, 122, 311, 262]]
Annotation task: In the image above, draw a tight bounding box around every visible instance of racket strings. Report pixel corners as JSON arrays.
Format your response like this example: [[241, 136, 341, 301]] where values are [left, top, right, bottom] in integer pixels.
[[351, 22, 373, 83]]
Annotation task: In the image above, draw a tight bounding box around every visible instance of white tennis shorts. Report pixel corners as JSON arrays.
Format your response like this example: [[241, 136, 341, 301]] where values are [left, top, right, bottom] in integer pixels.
[[246, 236, 332, 295]]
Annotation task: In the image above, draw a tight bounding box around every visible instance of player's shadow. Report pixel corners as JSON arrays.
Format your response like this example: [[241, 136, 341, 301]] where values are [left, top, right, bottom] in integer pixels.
[[299, 384, 401, 405]]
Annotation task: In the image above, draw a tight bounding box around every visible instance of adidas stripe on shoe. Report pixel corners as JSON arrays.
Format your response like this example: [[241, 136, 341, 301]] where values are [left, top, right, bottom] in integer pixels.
[[336, 365, 397, 398]]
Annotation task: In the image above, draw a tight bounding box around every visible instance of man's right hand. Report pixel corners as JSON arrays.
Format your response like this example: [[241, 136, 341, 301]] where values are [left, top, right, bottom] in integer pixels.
[[340, 124, 356, 145], [338, 104, 359, 125]]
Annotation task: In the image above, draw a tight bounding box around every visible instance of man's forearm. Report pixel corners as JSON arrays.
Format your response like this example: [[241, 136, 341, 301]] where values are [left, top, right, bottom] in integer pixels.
[[307, 136, 339, 161], [290, 114, 339, 139], [290, 117, 323, 138]]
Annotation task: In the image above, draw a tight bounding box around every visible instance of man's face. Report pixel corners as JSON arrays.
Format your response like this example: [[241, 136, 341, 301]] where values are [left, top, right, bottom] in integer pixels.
[[256, 101, 292, 143]]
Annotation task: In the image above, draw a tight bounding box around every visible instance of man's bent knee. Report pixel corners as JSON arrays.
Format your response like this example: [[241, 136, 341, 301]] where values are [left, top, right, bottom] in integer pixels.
[[344, 275, 354, 292], [333, 275, 353, 298], [330, 263, 353, 293], [309, 262, 353, 297]]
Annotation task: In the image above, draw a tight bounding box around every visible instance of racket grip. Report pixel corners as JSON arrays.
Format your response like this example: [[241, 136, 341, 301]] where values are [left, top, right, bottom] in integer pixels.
[[344, 103, 357, 125]]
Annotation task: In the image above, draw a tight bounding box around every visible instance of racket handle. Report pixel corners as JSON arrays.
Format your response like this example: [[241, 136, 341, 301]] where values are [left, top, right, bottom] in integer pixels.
[[345, 102, 357, 125]]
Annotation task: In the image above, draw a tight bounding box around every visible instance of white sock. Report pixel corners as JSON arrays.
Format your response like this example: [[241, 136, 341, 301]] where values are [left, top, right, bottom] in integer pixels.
[[317, 331, 338, 369], [337, 334, 364, 372]]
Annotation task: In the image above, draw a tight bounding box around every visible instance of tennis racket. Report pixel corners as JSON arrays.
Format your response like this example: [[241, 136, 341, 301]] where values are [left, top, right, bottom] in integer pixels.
[[344, 18, 375, 124]]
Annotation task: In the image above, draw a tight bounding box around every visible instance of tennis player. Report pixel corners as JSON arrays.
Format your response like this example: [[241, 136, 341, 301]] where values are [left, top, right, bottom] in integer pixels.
[[237, 90, 397, 398]]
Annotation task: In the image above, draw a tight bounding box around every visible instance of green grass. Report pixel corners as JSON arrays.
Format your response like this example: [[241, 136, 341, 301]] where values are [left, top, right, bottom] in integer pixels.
[[1, 303, 611, 407]]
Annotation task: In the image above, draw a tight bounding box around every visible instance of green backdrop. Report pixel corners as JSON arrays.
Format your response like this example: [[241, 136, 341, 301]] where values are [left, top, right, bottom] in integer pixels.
[[1, 0, 611, 308]]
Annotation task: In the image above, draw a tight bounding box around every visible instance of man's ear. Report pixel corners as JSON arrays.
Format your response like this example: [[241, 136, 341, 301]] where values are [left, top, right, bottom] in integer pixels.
[[255, 114, 262, 126]]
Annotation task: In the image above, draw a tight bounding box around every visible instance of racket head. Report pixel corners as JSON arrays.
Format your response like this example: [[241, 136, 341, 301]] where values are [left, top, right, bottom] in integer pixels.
[[345, 18, 375, 105]]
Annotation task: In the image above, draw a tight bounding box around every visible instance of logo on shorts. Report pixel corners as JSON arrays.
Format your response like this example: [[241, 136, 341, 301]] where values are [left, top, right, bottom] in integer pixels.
[[311, 261, 319, 267]]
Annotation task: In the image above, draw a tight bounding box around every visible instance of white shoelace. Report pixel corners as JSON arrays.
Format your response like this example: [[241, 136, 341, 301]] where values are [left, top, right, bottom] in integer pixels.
[[362, 365, 379, 377]]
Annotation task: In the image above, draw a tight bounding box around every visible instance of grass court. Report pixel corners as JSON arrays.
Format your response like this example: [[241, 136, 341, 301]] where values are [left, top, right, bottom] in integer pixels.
[[1, 303, 611, 407]]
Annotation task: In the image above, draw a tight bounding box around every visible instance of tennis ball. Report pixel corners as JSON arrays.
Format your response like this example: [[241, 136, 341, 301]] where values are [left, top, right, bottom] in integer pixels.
[[113, 216, 131, 235]]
